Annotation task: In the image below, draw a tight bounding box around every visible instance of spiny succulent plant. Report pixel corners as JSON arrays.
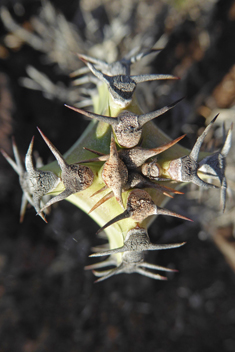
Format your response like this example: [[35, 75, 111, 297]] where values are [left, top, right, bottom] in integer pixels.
[[1, 2, 232, 283]]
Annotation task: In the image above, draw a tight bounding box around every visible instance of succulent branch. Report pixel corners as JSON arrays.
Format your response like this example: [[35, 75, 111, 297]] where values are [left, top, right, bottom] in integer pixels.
[[1, 1, 232, 283]]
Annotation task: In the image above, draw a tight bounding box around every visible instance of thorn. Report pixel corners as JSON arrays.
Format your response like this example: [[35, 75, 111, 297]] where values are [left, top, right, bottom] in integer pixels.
[[96, 210, 129, 235], [118, 134, 186, 169], [157, 207, 193, 222], [138, 98, 184, 127], [90, 185, 108, 198], [190, 114, 219, 161], [64, 104, 117, 126]]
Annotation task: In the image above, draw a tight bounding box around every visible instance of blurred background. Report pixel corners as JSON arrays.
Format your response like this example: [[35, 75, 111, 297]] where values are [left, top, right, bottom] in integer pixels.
[[0, 0, 235, 351]]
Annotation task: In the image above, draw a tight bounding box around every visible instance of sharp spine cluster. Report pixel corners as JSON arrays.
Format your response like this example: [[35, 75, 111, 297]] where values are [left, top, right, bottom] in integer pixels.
[[96, 189, 192, 235], [1, 137, 59, 222], [66, 98, 183, 148], [166, 114, 228, 191], [77, 54, 178, 108], [74, 49, 160, 77], [90, 227, 185, 282], [199, 123, 232, 212], [37, 127, 94, 213]]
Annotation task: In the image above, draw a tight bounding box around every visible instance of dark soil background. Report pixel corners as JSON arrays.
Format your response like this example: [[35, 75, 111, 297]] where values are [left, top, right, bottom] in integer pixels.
[[0, 1, 235, 351]]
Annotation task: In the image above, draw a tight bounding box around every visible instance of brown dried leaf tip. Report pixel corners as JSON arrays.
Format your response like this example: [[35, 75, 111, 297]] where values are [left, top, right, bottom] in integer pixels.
[[96, 189, 192, 235], [87, 227, 185, 282], [37, 127, 94, 213], [1, 136, 59, 222], [66, 98, 183, 148]]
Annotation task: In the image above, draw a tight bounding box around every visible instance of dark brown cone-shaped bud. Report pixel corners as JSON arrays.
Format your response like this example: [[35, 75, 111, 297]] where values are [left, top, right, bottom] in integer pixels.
[[101, 133, 128, 209]]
